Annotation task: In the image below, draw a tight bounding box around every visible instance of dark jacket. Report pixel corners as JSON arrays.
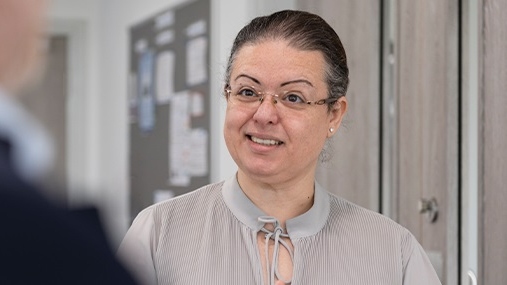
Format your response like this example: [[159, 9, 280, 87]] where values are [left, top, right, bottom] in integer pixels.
[[0, 138, 138, 285]]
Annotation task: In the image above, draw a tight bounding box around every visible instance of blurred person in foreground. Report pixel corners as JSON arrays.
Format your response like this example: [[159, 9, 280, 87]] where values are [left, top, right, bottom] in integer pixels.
[[119, 10, 441, 285], [0, 0, 137, 284]]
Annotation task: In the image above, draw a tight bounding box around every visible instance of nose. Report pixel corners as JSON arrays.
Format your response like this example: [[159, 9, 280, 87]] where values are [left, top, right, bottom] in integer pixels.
[[253, 94, 280, 125]]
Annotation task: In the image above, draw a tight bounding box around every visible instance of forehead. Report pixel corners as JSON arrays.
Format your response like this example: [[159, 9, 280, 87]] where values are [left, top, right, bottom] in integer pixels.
[[231, 40, 327, 86]]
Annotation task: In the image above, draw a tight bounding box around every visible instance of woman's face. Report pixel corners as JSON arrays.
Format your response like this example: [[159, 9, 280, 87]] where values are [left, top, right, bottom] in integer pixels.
[[224, 40, 346, 185]]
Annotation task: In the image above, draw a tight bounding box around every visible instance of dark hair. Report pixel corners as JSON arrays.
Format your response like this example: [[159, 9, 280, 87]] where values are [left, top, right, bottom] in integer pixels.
[[224, 10, 349, 110]]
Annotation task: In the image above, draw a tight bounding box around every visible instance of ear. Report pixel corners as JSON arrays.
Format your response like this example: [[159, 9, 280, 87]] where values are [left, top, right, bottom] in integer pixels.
[[224, 84, 231, 99], [327, 96, 348, 137]]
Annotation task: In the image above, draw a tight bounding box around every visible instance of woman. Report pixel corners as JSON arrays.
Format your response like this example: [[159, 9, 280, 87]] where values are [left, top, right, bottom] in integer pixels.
[[119, 10, 441, 285]]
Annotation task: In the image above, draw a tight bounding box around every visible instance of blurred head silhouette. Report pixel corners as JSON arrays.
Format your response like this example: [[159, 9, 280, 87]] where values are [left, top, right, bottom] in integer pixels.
[[0, 0, 48, 94], [0, 0, 53, 183]]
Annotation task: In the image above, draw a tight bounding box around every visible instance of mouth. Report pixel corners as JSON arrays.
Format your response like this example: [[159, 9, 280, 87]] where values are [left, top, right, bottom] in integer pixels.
[[247, 135, 283, 146]]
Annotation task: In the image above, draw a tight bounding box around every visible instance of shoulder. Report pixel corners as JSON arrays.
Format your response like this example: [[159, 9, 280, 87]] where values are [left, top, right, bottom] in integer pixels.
[[326, 193, 413, 241], [0, 177, 137, 284], [118, 181, 227, 284], [158, 180, 224, 206], [142, 180, 225, 218], [0, 171, 61, 224], [128, 181, 226, 235], [323, 194, 439, 279]]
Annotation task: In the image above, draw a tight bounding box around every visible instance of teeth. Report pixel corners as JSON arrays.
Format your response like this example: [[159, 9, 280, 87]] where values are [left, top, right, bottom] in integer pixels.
[[251, 136, 281, 146]]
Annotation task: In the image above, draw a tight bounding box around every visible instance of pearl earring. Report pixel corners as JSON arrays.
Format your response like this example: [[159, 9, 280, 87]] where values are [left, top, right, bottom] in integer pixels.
[[329, 128, 334, 133]]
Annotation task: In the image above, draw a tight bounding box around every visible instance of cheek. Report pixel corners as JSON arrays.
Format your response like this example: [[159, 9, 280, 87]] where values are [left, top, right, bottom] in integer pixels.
[[289, 116, 328, 151], [223, 105, 245, 140]]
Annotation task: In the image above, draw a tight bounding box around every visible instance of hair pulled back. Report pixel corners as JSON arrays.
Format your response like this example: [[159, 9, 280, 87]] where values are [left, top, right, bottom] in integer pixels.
[[224, 10, 349, 109]]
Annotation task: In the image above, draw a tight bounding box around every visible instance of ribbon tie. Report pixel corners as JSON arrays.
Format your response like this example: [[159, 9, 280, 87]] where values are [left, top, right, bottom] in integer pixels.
[[258, 216, 294, 285]]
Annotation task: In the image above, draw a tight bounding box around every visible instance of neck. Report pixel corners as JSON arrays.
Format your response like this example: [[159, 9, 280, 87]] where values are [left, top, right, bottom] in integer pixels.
[[237, 170, 315, 227]]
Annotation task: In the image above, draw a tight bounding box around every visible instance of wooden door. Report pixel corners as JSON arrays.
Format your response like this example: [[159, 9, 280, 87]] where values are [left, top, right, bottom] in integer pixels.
[[297, 0, 381, 212], [299, 0, 460, 284], [392, 1, 459, 283]]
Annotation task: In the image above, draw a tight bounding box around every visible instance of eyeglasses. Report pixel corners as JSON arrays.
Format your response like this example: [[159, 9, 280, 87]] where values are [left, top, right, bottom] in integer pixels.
[[224, 84, 338, 111]]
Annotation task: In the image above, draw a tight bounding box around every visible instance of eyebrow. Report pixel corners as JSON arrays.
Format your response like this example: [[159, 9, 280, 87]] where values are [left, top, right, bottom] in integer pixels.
[[234, 74, 314, 88], [234, 74, 260, 84], [280, 79, 314, 88]]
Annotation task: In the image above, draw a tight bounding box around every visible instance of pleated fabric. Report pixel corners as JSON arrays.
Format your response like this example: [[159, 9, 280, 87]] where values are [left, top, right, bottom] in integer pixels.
[[118, 176, 441, 285]]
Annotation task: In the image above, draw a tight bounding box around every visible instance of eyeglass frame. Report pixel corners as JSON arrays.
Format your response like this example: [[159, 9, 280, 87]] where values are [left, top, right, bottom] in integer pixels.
[[224, 84, 339, 108]]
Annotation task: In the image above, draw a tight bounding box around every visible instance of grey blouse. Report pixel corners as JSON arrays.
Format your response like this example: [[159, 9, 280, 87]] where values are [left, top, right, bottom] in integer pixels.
[[118, 175, 441, 285]]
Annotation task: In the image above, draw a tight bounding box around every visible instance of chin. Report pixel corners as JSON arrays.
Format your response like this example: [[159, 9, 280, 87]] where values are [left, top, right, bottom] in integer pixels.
[[241, 163, 279, 179]]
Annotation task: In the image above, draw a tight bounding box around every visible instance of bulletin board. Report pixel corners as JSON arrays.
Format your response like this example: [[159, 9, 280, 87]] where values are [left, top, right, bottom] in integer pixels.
[[128, 0, 211, 222]]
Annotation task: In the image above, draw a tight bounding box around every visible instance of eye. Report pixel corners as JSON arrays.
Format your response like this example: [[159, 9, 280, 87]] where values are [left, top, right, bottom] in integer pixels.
[[283, 93, 305, 104], [237, 88, 258, 97]]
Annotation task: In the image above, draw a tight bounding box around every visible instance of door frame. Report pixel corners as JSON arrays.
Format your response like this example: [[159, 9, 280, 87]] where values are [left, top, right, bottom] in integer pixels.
[[47, 19, 94, 206]]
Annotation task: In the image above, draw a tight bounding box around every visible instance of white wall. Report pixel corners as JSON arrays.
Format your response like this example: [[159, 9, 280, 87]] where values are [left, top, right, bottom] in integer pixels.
[[48, 0, 295, 245]]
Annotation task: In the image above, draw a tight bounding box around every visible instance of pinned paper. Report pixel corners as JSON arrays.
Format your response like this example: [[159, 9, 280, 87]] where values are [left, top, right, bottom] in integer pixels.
[[156, 51, 175, 104], [186, 20, 206, 37], [135, 38, 148, 54], [187, 128, 208, 176], [155, 10, 175, 30], [186, 36, 208, 86], [153, 189, 175, 203], [169, 92, 191, 186], [137, 49, 156, 132], [128, 72, 138, 122], [156, 30, 175, 46], [190, 91, 204, 117]]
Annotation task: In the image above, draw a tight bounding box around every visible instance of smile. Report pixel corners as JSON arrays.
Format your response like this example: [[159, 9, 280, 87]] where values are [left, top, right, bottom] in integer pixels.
[[248, 135, 283, 146]]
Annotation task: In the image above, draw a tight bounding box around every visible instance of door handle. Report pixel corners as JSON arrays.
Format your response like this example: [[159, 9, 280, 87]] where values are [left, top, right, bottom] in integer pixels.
[[418, 197, 438, 223], [468, 270, 477, 285]]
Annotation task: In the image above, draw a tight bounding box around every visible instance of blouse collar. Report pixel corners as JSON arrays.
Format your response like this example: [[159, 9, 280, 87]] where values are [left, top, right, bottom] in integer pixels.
[[222, 174, 330, 239]]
